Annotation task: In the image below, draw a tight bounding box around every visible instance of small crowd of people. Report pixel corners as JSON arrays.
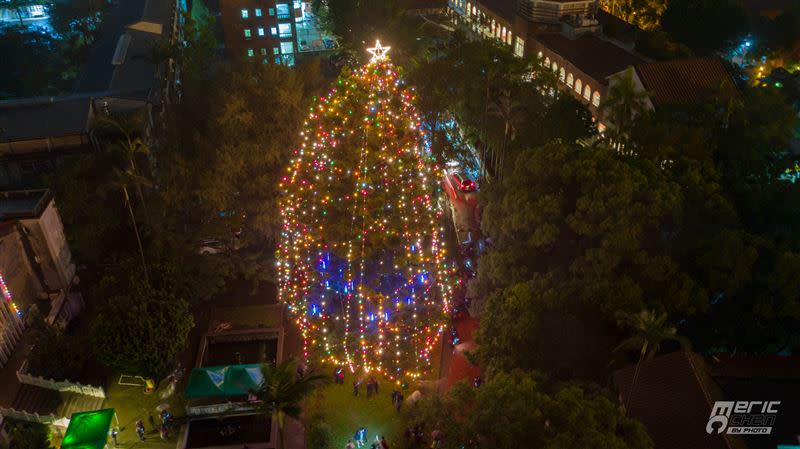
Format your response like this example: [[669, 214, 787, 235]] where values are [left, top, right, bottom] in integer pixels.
[[346, 427, 391, 449], [404, 424, 444, 449], [133, 408, 174, 443], [351, 375, 380, 398]]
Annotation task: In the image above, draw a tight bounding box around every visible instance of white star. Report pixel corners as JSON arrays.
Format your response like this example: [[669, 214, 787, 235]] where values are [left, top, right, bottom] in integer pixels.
[[367, 40, 391, 63]]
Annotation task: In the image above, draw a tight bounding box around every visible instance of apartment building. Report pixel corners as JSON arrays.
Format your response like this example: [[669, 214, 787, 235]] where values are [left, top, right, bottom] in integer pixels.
[[219, 0, 335, 65]]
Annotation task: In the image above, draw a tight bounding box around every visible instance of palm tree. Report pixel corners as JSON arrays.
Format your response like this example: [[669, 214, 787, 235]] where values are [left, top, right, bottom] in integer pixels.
[[98, 114, 152, 223], [614, 309, 688, 409], [599, 67, 650, 145], [255, 360, 328, 449], [486, 89, 525, 179]]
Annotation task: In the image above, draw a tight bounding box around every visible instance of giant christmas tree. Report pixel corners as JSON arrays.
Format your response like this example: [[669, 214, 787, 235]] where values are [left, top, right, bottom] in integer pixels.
[[278, 42, 453, 380]]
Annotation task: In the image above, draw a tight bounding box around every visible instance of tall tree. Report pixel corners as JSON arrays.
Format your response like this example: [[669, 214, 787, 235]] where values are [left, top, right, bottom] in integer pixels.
[[599, 68, 650, 144], [403, 371, 653, 449], [90, 262, 193, 378], [255, 360, 327, 449]]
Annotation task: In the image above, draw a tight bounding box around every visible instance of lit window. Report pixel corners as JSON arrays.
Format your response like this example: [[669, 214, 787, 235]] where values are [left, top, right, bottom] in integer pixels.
[[278, 23, 292, 37], [544, 57, 550, 67], [275, 56, 281, 64], [294, 1, 301, 8], [244, 28, 252, 39], [583, 84, 591, 101], [258, 27, 265, 37], [592, 91, 601, 107], [260, 48, 267, 55], [255, 8, 262, 17], [247, 48, 254, 57], [466, 2, 471, 15], [502, 27, 507, 39], [567, 73, 574, 87], [537, 51, 543, 58], [269, 7, 275, 16], [506, 32, 512, 45], [281, 41, 294, 54], [270, 27, 277, 35], [273, 47, 280, 55], [514, 36, 524, 57], [559, 67, 565, 82], [276, 3, 290, 18], [552, 62, 558, 72], [575, 79, 582, 94], [241, 9, 248, 18]]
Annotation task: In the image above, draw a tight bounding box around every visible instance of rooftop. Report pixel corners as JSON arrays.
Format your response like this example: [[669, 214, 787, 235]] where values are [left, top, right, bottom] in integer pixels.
[[612, 350, 734, 449], [0, 98, 92, 142], [480, 0, 517, 23], [0, 190, 52, 221], [532, 32, 644, 82], [634, 57, 738, 109]]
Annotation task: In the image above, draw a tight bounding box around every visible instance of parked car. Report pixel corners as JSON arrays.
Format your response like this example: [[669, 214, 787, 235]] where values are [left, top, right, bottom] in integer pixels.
[[451, 172, 476, 192]]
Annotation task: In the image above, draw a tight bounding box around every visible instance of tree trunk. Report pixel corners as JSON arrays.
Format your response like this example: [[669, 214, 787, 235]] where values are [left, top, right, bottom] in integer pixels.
[[624, 341, 648, 412], [123, 186, 149, 285], [277, 411, 285, 449]]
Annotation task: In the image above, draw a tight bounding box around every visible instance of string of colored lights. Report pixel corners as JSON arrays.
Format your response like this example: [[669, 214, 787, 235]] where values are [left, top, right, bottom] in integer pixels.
[[0, 271, 19, 316], [277, 42, 454, 381]]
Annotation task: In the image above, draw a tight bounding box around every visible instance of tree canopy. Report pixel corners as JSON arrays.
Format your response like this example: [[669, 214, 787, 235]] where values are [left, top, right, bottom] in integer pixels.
[[403, 371, 653, 449], [89, 260, 194, 378]]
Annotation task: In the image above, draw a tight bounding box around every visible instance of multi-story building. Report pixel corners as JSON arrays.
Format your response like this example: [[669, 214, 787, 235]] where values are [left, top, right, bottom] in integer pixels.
[[447, 0, 598, 57], [219, 0, 335, 64], [0, 189, 82, 367]]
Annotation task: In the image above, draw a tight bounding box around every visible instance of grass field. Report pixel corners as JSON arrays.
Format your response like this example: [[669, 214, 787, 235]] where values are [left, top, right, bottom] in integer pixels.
[[308, 375, 405, 448]]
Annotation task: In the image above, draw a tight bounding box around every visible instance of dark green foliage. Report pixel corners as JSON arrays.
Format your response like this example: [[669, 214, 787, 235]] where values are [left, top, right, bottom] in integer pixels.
[[0, 29, 75, 98], [27, 317, 87, 381], [402, 371, 653, 449], [6, 420, 53, 449], [89, 261, 193, 379]]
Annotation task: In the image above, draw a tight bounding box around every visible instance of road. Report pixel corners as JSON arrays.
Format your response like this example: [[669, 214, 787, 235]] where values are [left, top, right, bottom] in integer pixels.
[[439, 172, 483, 391]]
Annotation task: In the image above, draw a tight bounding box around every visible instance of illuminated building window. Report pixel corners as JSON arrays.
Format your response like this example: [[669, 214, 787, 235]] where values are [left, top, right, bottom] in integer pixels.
[[269, 7, 275, 16], [559, 67, 565, 82], [278, 23, 292, 37], [583, 84, 591, 101], [276, 3, 290, 18], [575, 79, 582, 94], [281, 41, 294, 54], [261, 48, 267, 55], [567, 73, 574, 87], [241, 9, 249, 18], [244, 28, 252, 39], [592, 91, 601, 107], [247, 48, 254, 57], [258, 27, 265, 37], [255, 8, 262, 17]]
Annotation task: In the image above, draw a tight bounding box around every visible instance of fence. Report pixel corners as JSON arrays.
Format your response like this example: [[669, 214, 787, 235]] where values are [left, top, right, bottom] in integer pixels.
[[0, 406, 56, 425], [17, 360, 106, 399]]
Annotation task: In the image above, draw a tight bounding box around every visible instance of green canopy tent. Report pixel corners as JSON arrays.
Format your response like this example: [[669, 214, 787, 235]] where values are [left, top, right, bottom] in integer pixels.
[[185, 364, 264, 399], [61, 408, 115, 449]]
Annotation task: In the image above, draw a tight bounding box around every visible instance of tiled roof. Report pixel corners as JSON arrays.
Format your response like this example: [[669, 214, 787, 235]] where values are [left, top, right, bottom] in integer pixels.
[[613, 350, 734, 449], [712, 353, 800, 380], [634, 57, 738, 109], [0, 98, 92, 142], [533, 33, 644, 82]]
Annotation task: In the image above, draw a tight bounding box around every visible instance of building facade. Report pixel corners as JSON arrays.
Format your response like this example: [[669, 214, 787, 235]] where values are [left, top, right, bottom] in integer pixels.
[[447, 0, 599, 57], [219, 0, 336, 64], [0, 190, 81, 367]]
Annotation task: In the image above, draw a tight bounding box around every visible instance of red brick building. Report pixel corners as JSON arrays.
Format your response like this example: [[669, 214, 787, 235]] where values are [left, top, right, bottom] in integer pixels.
[[219, 0, 299, 64]]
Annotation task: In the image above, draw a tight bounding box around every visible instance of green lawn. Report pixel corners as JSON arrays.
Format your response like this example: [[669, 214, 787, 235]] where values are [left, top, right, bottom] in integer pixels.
[[100, 375, 186, 448], [308, 375, 405, 448]]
